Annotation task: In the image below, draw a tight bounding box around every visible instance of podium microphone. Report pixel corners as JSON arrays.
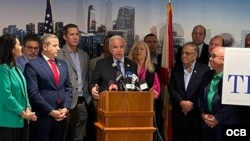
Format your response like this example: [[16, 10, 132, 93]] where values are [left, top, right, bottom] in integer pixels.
[[116, 71, 125, 91], [116, 71, 123, 82], [124, 71, 135, 90], [138, 80, 148, 91]]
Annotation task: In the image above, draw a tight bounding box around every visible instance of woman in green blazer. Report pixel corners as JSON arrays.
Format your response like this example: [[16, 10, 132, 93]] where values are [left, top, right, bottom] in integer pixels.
[[0, 34, 37, 141]]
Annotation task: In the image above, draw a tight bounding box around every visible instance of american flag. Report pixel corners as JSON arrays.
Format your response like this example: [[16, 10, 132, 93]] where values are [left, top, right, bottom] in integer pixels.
[[44, 0, 53, 34]]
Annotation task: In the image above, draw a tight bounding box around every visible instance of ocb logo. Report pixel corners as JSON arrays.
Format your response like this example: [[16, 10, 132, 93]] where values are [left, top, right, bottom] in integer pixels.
[[226, 129, 247, 136]]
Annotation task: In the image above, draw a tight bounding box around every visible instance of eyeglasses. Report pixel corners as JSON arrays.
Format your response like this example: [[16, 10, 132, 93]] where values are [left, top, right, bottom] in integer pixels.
[[181, 51, 196, 56], [25, 46, 39, 51]]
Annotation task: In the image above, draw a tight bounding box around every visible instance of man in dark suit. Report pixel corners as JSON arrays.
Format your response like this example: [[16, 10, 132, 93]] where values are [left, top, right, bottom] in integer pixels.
[[24, 34, 73, 141], [144, 33, 164, 141], [15, 34, 40, 72], [144, 33, 162, 73], [90, 35, 137, 99], [57, 24, 92, 141], [175, 25, 209, 65], [199, 47, 239, 141], [169, 42, 210, 141]]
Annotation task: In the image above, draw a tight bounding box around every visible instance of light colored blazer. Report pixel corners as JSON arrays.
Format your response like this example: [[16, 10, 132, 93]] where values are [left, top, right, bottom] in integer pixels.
[[58, 46, 92, 109], [0, 64, 30, 128]]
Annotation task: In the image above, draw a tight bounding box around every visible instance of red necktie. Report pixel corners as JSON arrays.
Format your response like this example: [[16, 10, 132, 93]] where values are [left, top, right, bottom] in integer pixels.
[[48, 60, 60, 86]]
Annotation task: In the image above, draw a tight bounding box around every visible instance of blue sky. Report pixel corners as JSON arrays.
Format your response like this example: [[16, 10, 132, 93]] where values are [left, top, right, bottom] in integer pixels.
[[1, 0, 250, 44]]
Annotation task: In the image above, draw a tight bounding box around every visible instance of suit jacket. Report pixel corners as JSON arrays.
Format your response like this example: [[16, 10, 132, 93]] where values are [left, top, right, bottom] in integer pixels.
[[57, 46, 92, 109], [199, 70, 239, 125], [169, 62, 210, 113], [24, 54, 73, 115], [15, 55, 28, 72], [90, 56, 137, 92], [0, 64, 30, 127], [175, 43, 209, 65], [89, 54, 105, 76], [198, 43, 209, 65]]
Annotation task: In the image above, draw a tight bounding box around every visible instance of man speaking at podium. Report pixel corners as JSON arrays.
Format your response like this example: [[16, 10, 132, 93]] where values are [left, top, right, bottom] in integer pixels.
[[90, 35, 137, 99]]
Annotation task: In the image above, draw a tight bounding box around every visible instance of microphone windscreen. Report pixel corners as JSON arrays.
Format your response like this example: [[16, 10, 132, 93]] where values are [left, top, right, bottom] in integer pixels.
[[125, 71, 133, 77]]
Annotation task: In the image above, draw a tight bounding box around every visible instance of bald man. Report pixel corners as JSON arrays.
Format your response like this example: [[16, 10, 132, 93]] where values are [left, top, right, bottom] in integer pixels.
[[199, 47, 239, 141]]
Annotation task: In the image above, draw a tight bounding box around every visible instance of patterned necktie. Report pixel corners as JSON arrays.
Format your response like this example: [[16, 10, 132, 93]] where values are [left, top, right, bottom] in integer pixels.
[[48, 60, 60, 86]]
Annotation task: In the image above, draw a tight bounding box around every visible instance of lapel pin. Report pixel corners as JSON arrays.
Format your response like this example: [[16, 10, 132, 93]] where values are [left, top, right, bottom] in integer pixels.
[[127, 64, 130, 67]]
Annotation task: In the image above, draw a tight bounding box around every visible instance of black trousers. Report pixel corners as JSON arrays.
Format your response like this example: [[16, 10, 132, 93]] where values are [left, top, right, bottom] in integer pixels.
[[0, 121, 29, 141]]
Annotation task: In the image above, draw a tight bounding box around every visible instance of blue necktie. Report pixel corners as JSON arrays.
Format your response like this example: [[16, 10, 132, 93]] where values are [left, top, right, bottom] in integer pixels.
[[117, 60, 121, 71]]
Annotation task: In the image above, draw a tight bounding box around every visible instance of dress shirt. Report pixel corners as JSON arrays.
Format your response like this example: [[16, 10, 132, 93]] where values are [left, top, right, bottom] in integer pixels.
[[207, 72, 223, 111], [68, 49, 83, 97]]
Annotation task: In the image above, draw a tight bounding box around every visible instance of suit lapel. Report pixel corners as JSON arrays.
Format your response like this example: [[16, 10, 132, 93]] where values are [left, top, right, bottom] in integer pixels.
[[40, 57, 58, 87], [62, 46, 77, 73], [124, 58, 131, 72], [186, 63, 199, 92], [107, 56, 116, 77], [14, 67, 27, 96], [55, 58, 63, 87], [176, 66, 185, 91]]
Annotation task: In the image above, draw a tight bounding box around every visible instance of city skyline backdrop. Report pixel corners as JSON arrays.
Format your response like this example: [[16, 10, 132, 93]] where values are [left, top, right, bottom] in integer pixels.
[[1, 0, 250, 46]]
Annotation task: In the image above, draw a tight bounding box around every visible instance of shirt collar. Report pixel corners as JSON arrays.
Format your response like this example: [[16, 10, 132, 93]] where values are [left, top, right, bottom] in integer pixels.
[[42, 53, 52, 61], [66, 45, 78, 54], [214, 71, 223, 79], [183, 60, 196, 73], [113, 57, 125, 64]]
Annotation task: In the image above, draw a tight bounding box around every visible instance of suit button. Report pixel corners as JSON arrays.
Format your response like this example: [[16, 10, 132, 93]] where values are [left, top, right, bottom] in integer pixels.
[[76, 88, 78, 90], [76, 78, 78, 80]]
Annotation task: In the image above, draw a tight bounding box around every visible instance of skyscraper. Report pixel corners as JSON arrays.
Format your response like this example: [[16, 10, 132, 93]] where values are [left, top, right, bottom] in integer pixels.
[[37, 22, 44, 36], [113, 6, 135, 53], [76, 0, 86, 32], [88, 5, 97, 33], [105, 0, 113, 31], [26, 23, 35, 34]]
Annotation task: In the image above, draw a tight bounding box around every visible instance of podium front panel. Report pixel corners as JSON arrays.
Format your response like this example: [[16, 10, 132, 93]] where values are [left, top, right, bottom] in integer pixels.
[[95, 91, 155, 141]]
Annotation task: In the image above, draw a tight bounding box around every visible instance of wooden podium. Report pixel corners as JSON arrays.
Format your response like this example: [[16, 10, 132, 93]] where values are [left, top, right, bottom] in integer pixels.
[[95, 91, 156, 141]]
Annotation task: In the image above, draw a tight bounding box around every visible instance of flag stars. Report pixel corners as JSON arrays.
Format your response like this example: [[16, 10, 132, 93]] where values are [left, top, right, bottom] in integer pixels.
[[44, 0, 53, 33]]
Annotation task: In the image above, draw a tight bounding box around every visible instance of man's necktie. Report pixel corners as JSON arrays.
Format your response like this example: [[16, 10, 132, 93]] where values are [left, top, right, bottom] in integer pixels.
[[48, 60, 60, 86], [117, 60, 121, 71]]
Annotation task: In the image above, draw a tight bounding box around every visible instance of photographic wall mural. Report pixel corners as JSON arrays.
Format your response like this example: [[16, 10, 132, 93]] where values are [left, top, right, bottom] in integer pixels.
[[1, 0, 249, 58]]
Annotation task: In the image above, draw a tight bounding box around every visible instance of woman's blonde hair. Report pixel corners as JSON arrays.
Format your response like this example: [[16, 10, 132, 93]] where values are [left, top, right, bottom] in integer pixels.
[[128, 41, 155, 73]]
